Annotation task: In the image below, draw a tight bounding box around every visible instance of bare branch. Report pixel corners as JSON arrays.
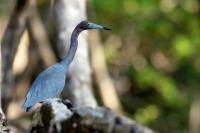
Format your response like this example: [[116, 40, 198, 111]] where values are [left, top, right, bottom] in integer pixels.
[[30, 99, 155, 133], [89, 30, 122, 113]]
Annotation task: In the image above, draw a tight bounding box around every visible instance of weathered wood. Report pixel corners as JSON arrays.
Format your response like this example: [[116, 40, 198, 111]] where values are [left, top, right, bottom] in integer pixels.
[[0, 112, 11, 133], [30, 99, 155, 133]]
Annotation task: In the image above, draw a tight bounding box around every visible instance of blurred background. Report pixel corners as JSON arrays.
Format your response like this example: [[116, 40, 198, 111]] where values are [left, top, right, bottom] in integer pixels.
[[0, 0, 200, 133]]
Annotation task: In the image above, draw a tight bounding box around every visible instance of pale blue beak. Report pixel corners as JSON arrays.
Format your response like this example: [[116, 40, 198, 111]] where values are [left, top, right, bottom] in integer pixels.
[[87, 22, 112, 30]]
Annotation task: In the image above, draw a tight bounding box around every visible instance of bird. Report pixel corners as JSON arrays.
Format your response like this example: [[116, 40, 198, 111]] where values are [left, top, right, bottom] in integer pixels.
[[22, 21, 111, 112]]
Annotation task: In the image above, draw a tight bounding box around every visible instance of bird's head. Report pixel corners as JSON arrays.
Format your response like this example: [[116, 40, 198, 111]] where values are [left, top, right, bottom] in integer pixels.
[[78, 21, 112, 31]]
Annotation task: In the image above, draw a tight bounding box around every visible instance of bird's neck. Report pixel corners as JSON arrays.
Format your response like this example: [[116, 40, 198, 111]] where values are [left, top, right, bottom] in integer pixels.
[[61, 26, 82, 66]]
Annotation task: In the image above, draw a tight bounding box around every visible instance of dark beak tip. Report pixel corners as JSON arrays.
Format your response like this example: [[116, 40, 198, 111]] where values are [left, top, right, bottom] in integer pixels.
[[103, 26, 112, 31]]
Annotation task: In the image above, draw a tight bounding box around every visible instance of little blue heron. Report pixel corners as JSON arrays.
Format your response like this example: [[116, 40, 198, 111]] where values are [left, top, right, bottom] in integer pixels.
[[23, 21, 111, 112]]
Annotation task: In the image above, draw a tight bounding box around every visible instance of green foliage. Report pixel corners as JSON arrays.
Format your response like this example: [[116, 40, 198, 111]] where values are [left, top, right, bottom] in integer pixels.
[[134, 104, 160, 125], [135, 65, 179, 107], [92, 0, 200, 132], [0, 2, 6, 17], [173, 35, 193, 58]]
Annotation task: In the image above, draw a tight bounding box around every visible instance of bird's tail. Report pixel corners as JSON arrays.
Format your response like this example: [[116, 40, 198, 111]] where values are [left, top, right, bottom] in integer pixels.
[[25, 107, 32, 112], [22, 98, 32, 112]]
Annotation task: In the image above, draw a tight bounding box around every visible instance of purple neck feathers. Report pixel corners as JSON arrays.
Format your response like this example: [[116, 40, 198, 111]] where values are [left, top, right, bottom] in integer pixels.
[[61, 26, 83, 66]]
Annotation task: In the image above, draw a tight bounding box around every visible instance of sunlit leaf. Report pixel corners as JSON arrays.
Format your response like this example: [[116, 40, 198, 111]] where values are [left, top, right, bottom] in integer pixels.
[[173, 36, 193, 58]]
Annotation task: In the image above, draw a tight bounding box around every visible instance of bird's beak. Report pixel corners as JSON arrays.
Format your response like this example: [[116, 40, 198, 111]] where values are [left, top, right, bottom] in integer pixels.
[[87, 22, 112, 30]]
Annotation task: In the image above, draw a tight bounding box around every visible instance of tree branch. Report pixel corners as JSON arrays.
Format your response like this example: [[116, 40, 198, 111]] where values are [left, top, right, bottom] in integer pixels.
[[30, 99, 155, 133], [89, 30, 122, 113], [27, 0, 57, 67]]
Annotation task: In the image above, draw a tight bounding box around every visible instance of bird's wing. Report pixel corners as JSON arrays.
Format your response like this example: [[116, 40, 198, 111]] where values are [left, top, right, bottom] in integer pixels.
[[23, 64, 66, 109]]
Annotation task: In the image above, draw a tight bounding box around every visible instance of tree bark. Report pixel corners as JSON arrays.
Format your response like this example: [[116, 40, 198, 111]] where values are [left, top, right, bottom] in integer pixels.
[[53, 0, 97, 107], [189, 92, 200, 133], [0, 41, 2, 114], [0, 30, 11, 133], [30, 99, 155, 133], [89, 30, 122, 113], [1, 0, 29, 112], [27, 0, 57, 67]]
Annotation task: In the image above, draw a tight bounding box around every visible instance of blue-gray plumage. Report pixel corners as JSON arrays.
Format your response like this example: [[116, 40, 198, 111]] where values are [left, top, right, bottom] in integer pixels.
[[23, 21, 111, 112]]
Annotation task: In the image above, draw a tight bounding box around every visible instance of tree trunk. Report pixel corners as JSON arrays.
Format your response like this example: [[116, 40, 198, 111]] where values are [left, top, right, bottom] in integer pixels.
[[1, 0, 28, 112], [89, 30, 122, 113], [53, 0, 97, 107], [189, 92, 200, 133], [0, 31, 11, 133], [27, 0, 57, 67]]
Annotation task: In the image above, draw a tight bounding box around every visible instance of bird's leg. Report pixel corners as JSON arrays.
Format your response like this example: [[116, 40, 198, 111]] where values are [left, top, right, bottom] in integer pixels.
[[41, 98, 74, 111], [61, 99, 74, 111]]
